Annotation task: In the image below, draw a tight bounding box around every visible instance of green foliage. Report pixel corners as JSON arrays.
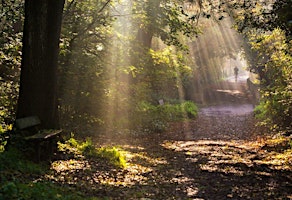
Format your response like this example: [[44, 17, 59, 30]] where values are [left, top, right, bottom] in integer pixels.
[[100, 43, 195, 132], [254, 102, 269, 123], [144, 48, 190, 100], [0, 0, 21, 152], [248, 29, 292, 132], [132, 0, 200, 50], [0, 181, 89, 200], [181, 101, 198, 119], [97, 146, 127, 169], [58, 137, 127, 168], [139, 100, 198, 120], [231, 0, 292, 36], [58, 0, 114, 133], [134, 100, 198, 132], [130, 47, 193, 107], [0, 124, 13, 152], [58, 137, 92, 155], [0, 80, 19, 124], [0, 148, 45, 175], [0, 1, 23, 128], [0, 125, 7, 152], [230, 0, 292, 133], [0, 145, 104, 200], [58, 0, 199, 136]]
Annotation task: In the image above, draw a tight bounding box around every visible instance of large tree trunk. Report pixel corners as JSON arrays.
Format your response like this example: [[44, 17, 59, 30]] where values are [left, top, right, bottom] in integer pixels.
[[16, 0, 65, 129]]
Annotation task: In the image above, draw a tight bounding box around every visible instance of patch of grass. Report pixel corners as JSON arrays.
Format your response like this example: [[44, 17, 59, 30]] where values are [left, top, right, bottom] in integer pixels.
[[96, 146, 127, 168], [0, 181, 100, 200], [58, 137, 127, 168], [0, 144, 112, 199], [0, 147, 45, 175], [0, 182, 84, 200]]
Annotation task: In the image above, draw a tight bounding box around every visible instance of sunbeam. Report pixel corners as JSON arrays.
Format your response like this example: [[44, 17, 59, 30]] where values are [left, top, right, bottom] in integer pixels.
[[104, 0, 133, 133], [188, 16, 251, 106], [1, 0, 291, 199]]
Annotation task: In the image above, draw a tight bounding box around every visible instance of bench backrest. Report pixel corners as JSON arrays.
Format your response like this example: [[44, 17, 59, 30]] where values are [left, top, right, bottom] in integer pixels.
[[15, 116, 41, 130]]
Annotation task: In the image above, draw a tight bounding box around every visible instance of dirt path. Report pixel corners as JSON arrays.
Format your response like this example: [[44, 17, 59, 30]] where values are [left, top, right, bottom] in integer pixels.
[[49, 77, 291, 199], [169, 76, 260, 141]]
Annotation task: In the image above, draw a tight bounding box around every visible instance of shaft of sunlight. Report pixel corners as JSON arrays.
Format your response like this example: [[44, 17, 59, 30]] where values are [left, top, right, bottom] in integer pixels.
[[189, 16, 250, 106], [105, 0, 133, 133]]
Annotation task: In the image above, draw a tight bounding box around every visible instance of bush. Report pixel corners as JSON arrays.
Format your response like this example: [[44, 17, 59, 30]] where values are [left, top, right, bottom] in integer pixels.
[[248, 29, 292, 133], [181, 101, 198, 119], [135, 100, 198, 133]]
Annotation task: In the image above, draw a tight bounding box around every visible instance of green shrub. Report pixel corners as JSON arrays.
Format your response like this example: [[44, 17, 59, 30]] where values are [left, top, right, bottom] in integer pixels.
[[248, 29, 292, 133], [135, 100, 198, 132], [181, 101, 198, 119], [58, 137, 127, 168]]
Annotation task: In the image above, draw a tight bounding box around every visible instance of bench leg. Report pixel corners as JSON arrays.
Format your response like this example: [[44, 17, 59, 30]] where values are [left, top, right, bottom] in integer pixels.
[[36, 142, 41, 162]]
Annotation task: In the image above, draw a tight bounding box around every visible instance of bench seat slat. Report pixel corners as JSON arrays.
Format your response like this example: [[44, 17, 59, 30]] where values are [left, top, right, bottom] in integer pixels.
[[25, 129, 62, 140]]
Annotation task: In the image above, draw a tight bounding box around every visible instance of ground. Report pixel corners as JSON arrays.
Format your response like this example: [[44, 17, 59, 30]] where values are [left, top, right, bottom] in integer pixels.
[[45, 75, 291, 199]]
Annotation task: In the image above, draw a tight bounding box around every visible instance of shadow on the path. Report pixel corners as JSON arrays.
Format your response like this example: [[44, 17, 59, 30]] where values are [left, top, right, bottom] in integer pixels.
[[43, 78, 290, 199], [156, 138, 291, 199], [45, 132, 291, 200]]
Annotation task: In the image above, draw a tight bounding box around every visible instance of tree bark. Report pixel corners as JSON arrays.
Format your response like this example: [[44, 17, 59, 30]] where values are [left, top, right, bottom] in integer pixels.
[[16, 0, 65, 129]]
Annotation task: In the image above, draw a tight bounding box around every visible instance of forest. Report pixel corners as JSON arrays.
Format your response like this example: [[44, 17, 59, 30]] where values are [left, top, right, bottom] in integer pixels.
[[0, 0, 291, 199]]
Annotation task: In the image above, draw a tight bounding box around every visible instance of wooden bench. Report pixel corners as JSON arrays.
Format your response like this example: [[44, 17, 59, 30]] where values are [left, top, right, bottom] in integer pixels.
[[15, 116, 62, 162]]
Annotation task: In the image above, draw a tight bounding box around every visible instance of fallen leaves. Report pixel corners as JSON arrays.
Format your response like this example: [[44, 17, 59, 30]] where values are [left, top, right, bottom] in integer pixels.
[[41, 88, 291, 199]]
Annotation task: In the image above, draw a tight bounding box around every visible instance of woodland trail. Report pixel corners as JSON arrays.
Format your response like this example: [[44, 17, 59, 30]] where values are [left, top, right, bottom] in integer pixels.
[[49, 75, 292, 199]]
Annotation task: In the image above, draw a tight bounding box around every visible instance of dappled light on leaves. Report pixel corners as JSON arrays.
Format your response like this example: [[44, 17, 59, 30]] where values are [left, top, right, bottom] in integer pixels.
[[1, 0, 291, 199], [51, 159, 91, 173], [163, 140, 257, 176]]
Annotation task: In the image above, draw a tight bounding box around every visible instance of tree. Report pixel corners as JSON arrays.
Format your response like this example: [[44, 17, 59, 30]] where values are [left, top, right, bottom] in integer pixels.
[[229, 0, 292, 36], [229, 0, 292, 133], [58, 0, 113, 132], [0, 0, 24, 126], [132, 0, 200, 50], [16, 0, 65, 129]]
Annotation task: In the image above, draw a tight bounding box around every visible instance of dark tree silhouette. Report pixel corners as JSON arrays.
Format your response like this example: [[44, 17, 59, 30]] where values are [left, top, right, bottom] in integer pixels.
[[16, 0, 65, 129]]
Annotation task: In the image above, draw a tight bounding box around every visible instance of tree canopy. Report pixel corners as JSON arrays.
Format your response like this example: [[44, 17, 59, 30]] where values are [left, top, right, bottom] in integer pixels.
[[0, 0, 291, 199], [0, 0, 291, 138]]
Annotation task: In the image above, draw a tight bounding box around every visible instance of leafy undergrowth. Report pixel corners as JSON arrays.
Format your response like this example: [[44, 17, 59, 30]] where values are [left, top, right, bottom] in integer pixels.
[[0, 148, 93, 200], [57, 137, 127, 168], [0, 138, 127, 200], [0, 132, 291, 199]]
